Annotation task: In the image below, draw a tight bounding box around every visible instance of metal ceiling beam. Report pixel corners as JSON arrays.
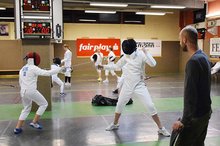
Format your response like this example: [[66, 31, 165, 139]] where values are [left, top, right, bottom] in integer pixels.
[[0, 0, 205, 10], [63, 0, 204, 9]]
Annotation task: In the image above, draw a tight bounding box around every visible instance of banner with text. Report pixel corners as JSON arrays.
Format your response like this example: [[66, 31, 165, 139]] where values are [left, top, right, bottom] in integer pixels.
[[210, 38, 220, 58], [76, 38, 121, 57], [136, 39, 162, 57]]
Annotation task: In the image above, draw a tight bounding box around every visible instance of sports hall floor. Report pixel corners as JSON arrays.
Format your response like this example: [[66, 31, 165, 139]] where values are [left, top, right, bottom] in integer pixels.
[[0, 73, 220, 146]]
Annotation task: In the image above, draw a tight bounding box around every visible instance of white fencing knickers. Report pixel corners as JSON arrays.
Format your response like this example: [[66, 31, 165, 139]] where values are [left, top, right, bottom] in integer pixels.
[[19, 89, 48, 120], [115, 81, 157, 116], [105, 69, 116, 76], [105, 62, 116, 76], [65, 67, 71, 77], [96, 68, 101, 73], [116, 76, 124, 89], [52, 76, 64, 93]]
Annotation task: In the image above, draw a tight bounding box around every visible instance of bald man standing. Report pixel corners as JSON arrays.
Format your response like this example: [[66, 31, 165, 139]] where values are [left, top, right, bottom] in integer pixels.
[[171, 26, 212, 146]]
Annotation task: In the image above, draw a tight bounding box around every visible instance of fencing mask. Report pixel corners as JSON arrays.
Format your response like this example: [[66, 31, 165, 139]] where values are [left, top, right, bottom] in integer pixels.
[[25, 52, 41, 66], [53, 57, 61, 65], [122, 39, 137, 55]]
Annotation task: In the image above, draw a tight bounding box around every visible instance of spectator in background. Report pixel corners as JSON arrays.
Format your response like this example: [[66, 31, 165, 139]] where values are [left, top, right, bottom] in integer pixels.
[[103, 47, 119, 83], [90, 47, 103, 82], [211, 61, 220, 75], [61, 44, 72, 86], [51, 57, 65, 96]]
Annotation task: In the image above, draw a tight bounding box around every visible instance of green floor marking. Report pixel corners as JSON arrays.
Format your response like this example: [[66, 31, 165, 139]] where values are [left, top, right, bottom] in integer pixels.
[[0, 96, 220, 121], [102, 140, 170, 146], [96, 136, 220, 146]]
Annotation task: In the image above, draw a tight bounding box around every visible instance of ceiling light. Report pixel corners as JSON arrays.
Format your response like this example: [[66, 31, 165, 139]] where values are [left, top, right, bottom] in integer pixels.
[[124, 20, 142, 23], [79, 19, 96, 22], [90, 2, 128, 7], [0, 7, 6, 10], [0, 17, 14, 19], [206, 11, 220, 18], [150, 5, 185, 9], [85, 10, 116, 14], [136, 12, 166, 16], [22, 16, 51, 19]]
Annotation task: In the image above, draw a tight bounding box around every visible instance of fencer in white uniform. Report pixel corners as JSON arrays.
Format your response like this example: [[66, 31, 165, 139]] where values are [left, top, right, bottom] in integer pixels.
[[61, 44, 72, 86], [51, 57, 65, 96], [103, 47, 119, 83], [113, 51, 146, 94], [14, 52, 62, 134], [211, 61, 220, 75], [90, 47, 103, 82], [98, 39, 170, 136], [112, 54, 126, 94]]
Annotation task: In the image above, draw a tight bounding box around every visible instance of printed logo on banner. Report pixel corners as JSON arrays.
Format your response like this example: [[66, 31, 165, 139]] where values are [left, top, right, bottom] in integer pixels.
[[210, 38, 220, 58], [136, 40, 162, 57], [76, 39, 121, 57]]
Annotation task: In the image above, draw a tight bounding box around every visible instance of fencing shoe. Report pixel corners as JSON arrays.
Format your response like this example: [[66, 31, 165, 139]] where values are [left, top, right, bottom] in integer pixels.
[[29, 122, 43, 129], [158, 127, 170, 137], [106, 122, 119, 131]]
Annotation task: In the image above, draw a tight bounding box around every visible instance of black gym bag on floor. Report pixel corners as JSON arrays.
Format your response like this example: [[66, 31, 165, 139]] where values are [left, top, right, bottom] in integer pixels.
[[91, 94, 133, 106]]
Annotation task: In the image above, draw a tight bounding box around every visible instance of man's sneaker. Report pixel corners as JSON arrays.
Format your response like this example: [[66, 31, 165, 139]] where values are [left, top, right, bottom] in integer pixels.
[[14, 128, 22, 134], [97, 78, 102, 82], [105, 123, 119, 131], [29, 122, 42, 129], [60, 93, 66, 97], [112, 89, 119, 94], [158, 127, 170, 137], [103, 79, 109, 83]]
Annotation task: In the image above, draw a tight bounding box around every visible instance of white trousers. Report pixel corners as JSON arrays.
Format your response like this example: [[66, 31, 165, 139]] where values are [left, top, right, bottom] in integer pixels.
[[65, 67, 71, 77], [52, 76, 64, 93], [19, 89, 48, 120], [105, 69, 116, 76], [105, 62, 116, 76], [96, 69, 101, 73], [116, 75, 125, 89], [116, 81, 157, 115]]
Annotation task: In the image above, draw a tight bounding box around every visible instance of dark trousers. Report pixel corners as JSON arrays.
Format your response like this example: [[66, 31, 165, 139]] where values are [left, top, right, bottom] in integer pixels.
[[175, 110, 212, 146], [65, 76, 71, 83]]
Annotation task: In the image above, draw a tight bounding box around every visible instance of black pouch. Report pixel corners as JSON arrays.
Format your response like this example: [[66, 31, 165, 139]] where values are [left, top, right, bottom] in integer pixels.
[[92, 95, 133, 106]]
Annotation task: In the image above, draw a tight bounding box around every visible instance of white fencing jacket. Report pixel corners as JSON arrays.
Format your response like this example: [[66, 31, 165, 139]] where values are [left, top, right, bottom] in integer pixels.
[[51, 64, 61, 80], [211, 61, 220, 75], [107, 51, 116, 63], [103, 49, 156, 90], [19, 58, 61, 91], [90, 52, 103, 66], [61, 49, 72, 68]]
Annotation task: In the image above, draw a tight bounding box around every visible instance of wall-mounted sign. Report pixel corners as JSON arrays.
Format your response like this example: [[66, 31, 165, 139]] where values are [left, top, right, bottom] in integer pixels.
[[76, 38, 121, 57], [135, 39, 162, 57], [15, 0, 63, 41], [210, 38, 220, 58], [0, 24, 9, 36], [22, 0, 50, 11], [23, 22, 51, 34], [22, 22, 51, 38]]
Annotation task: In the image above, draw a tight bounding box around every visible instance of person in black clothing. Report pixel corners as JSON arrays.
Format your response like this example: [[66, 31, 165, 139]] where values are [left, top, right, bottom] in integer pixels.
[[171, 25, 212, 146]]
